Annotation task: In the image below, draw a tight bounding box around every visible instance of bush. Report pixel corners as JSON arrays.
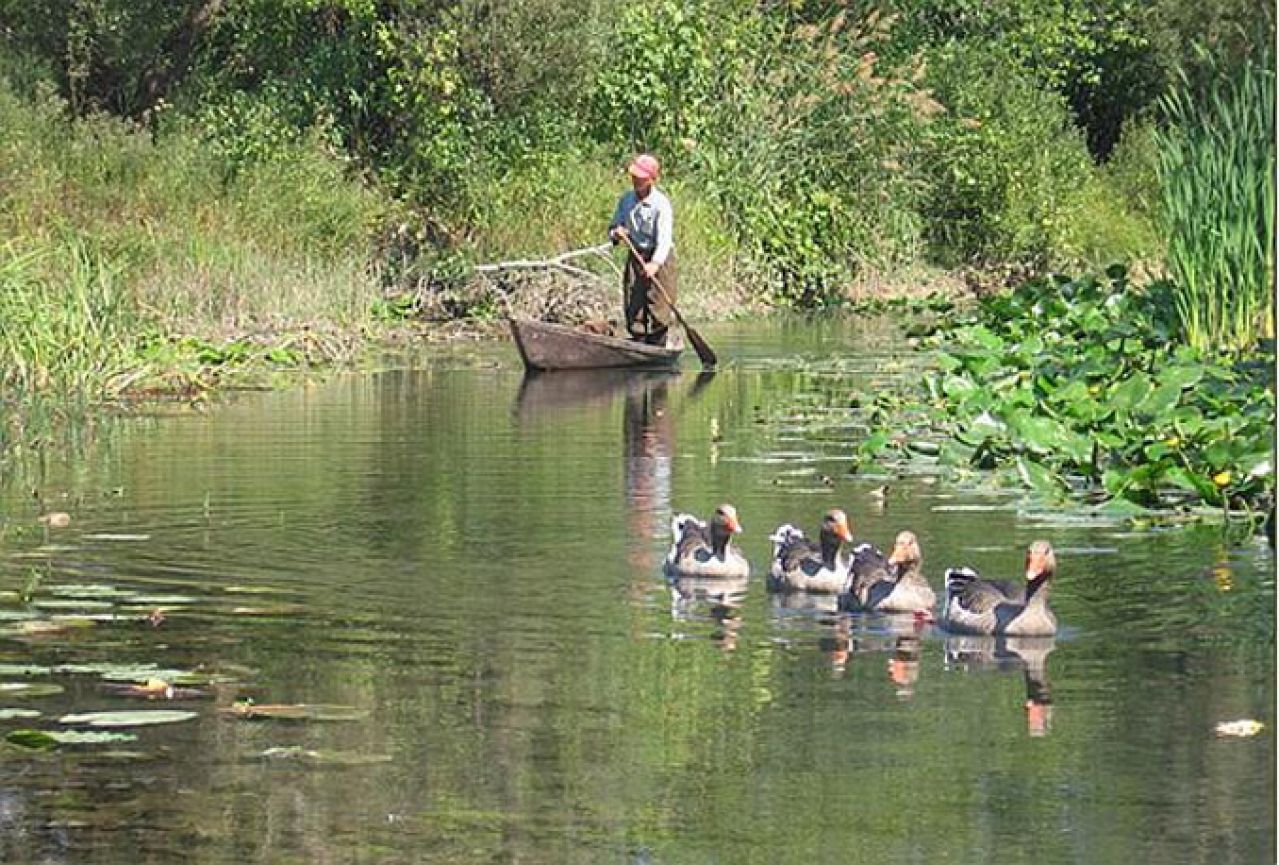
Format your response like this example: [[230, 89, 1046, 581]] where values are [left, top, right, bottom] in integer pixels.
[[919, 43, 1094, 269]]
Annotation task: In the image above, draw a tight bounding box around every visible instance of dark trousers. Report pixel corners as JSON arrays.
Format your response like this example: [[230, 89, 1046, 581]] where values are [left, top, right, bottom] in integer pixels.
[[623, 249, 678, 346]]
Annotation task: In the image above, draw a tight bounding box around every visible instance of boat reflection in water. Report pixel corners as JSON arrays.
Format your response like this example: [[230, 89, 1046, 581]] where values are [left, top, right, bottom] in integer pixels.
[[943, 635, 1057, 736]]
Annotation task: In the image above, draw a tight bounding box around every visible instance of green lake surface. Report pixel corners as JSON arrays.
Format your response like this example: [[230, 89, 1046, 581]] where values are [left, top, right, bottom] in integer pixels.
[[1, 317, 1273, 864]]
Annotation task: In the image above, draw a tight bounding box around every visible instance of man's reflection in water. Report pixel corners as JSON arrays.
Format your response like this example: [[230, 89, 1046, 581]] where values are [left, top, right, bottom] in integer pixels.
[[623, 377, 674, 573]]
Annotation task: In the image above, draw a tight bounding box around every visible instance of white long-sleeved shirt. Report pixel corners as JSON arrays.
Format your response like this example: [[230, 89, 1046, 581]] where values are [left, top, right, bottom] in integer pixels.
[[609, 187, 674, 265]]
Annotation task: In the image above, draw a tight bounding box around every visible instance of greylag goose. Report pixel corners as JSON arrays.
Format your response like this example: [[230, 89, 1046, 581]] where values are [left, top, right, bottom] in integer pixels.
[[767, 509, 854, 593], [848, 530, 936, 614], [663, 504, 749, 578], [942, 540, 1058, 636]]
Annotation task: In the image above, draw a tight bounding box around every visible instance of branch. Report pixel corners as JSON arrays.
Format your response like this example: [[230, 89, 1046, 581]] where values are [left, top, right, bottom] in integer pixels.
[[474, 243, 620, 281]]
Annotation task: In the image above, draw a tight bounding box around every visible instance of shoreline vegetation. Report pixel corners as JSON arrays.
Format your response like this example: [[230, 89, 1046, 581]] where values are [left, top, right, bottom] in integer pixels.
[[0, 1, 1273, 526]]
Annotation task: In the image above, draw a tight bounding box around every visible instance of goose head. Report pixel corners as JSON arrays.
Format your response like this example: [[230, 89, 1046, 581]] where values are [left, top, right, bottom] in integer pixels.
[[709, 503, 743, 557], [820, 509, 853, 544], [886, 530, 922, 573], [1024, 540, 1056, 582], [818, 509, 853, 569]]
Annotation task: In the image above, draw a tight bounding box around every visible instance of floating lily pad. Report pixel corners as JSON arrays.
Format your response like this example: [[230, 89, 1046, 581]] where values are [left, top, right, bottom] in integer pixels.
[[12, 619, 96, 636], [56, 663, 215, 686], [7, 728, 138, 749], [0, 708, 42, 720], [32, 599, 116, 611], [0, 665, 53, 677], [0, 683, 64, 698], [49, 584, 134, 600], [59, 710, 198, 727], [258, 746, 393, 766], [224, 703, 369, 722]]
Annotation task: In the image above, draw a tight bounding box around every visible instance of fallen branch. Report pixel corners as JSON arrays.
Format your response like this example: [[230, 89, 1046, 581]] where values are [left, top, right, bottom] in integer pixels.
[[474, 243, 619, 282]]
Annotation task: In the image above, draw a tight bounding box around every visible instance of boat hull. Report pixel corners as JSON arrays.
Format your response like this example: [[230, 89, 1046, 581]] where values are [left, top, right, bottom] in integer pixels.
[[509, 319, 683, 371]]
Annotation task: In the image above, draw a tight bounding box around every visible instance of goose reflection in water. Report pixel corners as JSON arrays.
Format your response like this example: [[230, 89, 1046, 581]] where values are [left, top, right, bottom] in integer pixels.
[[944, 634, 1056, 737]]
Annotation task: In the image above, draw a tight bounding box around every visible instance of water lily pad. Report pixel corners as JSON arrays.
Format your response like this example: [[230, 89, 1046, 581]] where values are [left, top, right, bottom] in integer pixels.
[[32, 599, 116, 611], [258, 746, 393, 766], [223, 703, 369, 722], [56, 664, 214, 686], [7, 728, 138, 749], [49, 584, 133, 600], [0, 708, 42, 720], [0, 683, 64, 698], [0, 665, 53, 677], [12, 619, 95, 636], [125, 595, 199, 605], [59, 710, 198, 727]]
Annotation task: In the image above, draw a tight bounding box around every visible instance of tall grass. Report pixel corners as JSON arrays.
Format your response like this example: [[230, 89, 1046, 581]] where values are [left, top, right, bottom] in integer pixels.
[[1156, 47, 1276, 353], [0, 65, 391, 450], [0, 240, 140, 449]]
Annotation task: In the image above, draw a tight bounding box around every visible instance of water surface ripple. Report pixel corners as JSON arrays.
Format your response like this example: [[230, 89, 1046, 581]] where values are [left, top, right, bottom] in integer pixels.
[[0, 317, 1272, 864]]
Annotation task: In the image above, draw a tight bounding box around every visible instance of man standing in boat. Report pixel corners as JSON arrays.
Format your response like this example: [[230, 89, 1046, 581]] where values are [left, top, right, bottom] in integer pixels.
[[608, 153, 678, 347]]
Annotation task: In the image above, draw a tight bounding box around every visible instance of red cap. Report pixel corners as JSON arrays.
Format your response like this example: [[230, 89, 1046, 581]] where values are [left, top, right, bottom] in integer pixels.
[[627, 154, 660, 180]]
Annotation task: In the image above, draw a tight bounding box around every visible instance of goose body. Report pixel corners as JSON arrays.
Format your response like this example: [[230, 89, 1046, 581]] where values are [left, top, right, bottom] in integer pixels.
[[942, 540, 1058, 636], [848, 531, 936, 614], [767, 509, 854, 593], [664, 504, 749, 579]]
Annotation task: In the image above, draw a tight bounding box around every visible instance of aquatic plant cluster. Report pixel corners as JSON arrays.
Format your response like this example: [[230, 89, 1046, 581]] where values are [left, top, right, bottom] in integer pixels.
[[857, 272, 1275, 523]]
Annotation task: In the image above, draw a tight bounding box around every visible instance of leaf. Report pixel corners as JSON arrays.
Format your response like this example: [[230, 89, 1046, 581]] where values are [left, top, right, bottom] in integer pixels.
[[1011, 414, 1092, 464], [223, 703, 369, 722], [59, 710, 198, 727], [1156, 363, 1206, 390], [1139, 381, 1184, 417], [1015, 457, 1066, 497], [7, 728, 138, 749], [1110, 372, 1153, 413], [258, 746, 393, 766], [0, 708, 41, 720], [0, 683, 64, 698]]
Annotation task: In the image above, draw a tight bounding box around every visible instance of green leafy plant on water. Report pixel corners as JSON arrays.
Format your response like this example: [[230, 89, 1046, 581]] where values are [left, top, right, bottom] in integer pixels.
[[857, 272, 1274, 521], [1155, 45, 1276, 353]]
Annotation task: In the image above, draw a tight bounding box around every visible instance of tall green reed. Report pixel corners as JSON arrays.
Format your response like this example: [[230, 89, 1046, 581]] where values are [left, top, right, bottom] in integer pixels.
[[1156, 46, 1275, 353], [0, 239, 140, 450]]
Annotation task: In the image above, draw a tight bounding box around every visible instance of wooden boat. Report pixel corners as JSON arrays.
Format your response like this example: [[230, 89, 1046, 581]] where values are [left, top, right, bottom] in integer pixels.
[[509, 319, 683, 371]]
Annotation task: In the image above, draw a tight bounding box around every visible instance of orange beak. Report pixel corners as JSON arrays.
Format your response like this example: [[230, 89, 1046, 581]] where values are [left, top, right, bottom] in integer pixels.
[[1025, 550, 1048, 580], [725, 513, 742, 534], [888, 542, 910, 565], [835, 515, 853, 542]]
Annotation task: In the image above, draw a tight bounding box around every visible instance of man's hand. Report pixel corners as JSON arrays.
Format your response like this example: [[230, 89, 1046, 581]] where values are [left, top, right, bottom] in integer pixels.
[[610, 226, 629, 243], [643, 260, 660, 278]]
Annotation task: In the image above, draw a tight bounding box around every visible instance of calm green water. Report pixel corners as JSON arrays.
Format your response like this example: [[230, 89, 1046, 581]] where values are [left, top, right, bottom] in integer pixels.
[[1, 318, 1273, 864]]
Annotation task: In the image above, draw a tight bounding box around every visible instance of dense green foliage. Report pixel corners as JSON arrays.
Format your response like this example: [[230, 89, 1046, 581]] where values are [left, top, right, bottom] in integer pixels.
[[855, 275, 1274, 518], [0, 0, 1273, 470], [3, 0, 1270, 299]]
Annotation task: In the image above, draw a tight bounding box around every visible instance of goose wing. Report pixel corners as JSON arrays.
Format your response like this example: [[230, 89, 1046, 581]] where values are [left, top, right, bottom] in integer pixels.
[[670, 514, 712, 564], [944, 567, 1021, 614]]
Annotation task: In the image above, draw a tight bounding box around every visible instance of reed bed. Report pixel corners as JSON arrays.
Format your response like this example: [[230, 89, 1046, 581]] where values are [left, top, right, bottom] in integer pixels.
[[1156, 49, 1276, 353]]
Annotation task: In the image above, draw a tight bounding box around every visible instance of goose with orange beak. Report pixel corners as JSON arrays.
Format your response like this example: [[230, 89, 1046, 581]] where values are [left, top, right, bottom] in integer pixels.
[[767, 508, 855, 593], [664, 503, 749, 579], [942, 540, 1058, 636]]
